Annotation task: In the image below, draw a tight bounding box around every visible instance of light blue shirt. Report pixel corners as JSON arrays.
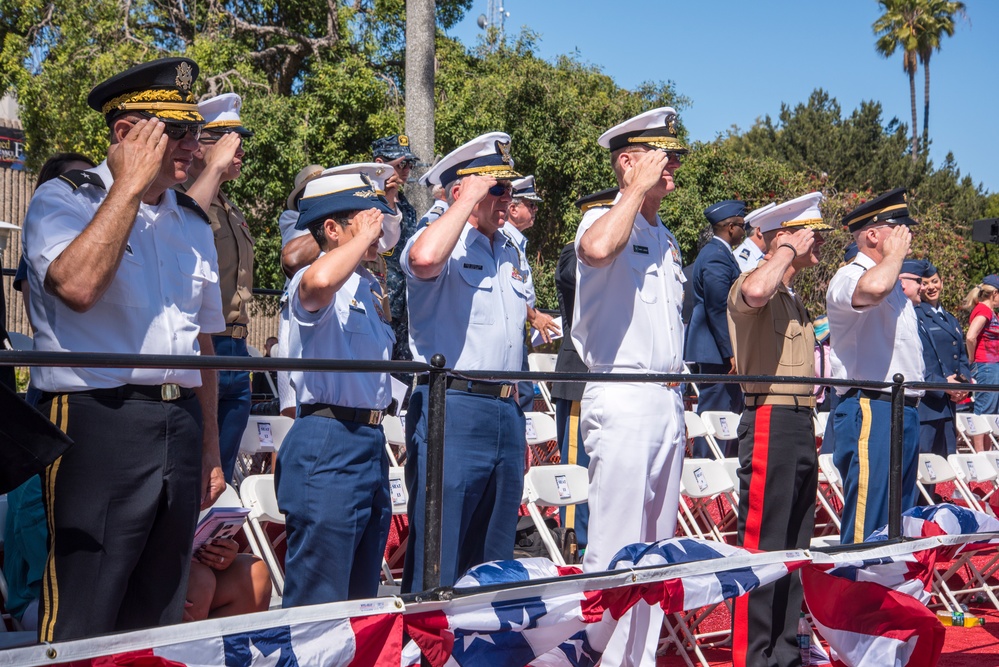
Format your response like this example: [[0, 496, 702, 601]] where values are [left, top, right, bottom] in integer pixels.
[[288, 262, 395, 409], [402, 222, 528, 371]]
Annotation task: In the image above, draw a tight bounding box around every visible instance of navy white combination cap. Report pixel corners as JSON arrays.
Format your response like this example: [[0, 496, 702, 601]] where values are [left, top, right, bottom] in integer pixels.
[[598, 107, 688, 153], [198, 93, 253, 137], [295, 163, 394, 230], [420, 132, 521, 187], [750, 192, 832, 235], [511, 175, 543, 201]]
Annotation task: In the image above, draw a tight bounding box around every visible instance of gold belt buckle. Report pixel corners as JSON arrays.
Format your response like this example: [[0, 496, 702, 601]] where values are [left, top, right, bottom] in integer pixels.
[[230, 324, 248, 339], [500, 384, 514, 399], [161, 383, 181, 401], [368, 410, 383, 426]]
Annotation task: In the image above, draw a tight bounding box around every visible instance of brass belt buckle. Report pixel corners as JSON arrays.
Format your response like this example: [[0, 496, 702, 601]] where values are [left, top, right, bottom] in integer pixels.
[[500, 384, 513, 399], [368, 410, 383, 426], [161, 383, 181, 401]]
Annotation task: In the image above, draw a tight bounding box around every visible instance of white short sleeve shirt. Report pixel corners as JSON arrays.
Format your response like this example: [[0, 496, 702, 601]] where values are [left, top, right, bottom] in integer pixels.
[[571, 194, 686, 373], [402, 222, 528, 371], [501, 224, 536, 308], [287, 263, 395, 409], [827, 252, 925, 397], [733, 237, 765, 273], [22, 161, 225, 391]]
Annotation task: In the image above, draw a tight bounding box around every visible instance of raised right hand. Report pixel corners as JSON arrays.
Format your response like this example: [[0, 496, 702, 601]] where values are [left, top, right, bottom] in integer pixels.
[[202, 132, 242, 172], [784, 228, 817, 258], [623, 149, 671, 195], [882, 224, 912, 261], [353, 207, 385, 244], [108, 118, 168, 197], [459, 174, 499, 204]]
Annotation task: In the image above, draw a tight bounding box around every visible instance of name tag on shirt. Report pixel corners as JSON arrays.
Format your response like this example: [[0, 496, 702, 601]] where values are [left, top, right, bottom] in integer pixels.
[[633, 245, 649, 255], [463, 262, 483, 271]]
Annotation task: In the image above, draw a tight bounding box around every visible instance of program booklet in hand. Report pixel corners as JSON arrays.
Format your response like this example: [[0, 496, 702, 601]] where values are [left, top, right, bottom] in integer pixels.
[[193, 507, 250, 550]]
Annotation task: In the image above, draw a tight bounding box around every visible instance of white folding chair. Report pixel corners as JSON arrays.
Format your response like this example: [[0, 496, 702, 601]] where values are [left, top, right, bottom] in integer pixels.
[[238, 474, 286, 597], [527, 353, 558, 414], [382, 414, 406, 466], [684, 411, 723, 460], [235, 415, 294, 483], [524, 411, 559, 465], [521, 464, 589, 565], [917, 454, 960, 505], [678, 459, 739, 544], [380, 466, 410, 592], [955, 413, 995, 453], [699, 411, 741, 460], [947, 453, 995, 513], [813, 411, 829, 441]]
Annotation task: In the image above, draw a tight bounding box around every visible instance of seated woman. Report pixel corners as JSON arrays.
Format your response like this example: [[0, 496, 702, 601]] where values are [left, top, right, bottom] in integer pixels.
[[184, 538, 271, 621]]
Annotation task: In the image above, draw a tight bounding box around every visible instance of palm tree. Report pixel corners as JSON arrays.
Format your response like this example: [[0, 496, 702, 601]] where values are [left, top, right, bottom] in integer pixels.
[[874, 0, 923, 161], [917, 0, 966, 150]]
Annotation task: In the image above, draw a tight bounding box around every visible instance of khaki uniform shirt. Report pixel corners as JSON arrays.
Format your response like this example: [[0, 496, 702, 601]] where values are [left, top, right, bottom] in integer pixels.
[[179, 182, 255, 326], [727, 266, 815, 397]]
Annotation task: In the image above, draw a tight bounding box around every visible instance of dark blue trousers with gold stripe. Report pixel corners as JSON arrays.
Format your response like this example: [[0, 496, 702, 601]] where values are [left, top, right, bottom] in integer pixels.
[[833, 395, 920, 544], [732, 405, 817, 667], [37, 392, 202, 640], [556, 398, 589, 548]]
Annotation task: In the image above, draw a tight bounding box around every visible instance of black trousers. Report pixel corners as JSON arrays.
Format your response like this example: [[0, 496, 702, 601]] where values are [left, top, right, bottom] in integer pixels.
[[37, 392, 202, 641], [732, 404, 817, 667]]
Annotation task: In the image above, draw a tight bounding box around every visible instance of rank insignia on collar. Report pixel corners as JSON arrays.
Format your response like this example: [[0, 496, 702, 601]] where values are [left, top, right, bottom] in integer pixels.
[[175, 62, 194, 93]]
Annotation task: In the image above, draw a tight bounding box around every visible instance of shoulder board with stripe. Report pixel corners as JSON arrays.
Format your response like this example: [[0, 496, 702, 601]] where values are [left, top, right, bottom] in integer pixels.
[[175, 192, 211, 224], [58, 170, 105, 191], [574, 186, 619, 214]]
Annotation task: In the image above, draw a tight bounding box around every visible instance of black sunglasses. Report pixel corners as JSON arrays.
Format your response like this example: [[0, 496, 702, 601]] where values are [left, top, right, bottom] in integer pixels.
[[128, 115, 203, 141], [395, 158, 417, 169], [488, 182, 513, 197]]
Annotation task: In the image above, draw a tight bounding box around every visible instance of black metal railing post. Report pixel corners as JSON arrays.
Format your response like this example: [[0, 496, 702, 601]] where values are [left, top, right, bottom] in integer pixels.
[[889, 373, 905, 540], [422, 353, 448, 592]]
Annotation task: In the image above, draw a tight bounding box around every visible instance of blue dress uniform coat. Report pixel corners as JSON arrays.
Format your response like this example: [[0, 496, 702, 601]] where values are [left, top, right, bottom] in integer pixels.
[[685, 236, 741, 364], [916, 303, 971, 422]]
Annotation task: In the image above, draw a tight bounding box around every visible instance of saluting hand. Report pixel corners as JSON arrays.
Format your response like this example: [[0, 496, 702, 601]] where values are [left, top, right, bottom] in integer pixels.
[[784, 229, 816, 259], [622, 149, 671, 196], [353, 207, 385, 245], [882, 225, 912, 261], [108, 118, 168, 198], [459, 174, 499, 205], [202, 132, 242, 172]]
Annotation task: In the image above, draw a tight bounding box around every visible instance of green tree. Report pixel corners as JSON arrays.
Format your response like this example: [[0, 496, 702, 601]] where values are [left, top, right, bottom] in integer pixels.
[[874, 0, 924, 161]]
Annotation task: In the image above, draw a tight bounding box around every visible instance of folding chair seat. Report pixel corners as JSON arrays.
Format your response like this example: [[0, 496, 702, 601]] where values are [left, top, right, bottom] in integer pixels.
[[524, 411, 559, 466], [955, 413, 994, 453], [699, 411, 741, 461], [947, 453, 995, 513], [235, 415, 294, 484], [238, 474, 286, 598], [527, 353, 558, 415], [917, 454, 960, 505], [520, 464, 588, 565]]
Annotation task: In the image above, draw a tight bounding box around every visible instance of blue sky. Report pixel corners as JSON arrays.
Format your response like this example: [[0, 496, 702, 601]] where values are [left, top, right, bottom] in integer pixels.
[[447, 0, 997, 194]]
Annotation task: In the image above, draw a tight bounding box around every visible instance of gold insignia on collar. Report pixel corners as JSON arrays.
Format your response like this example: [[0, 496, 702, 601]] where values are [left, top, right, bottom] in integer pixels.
[[175, 62, 193, 93], [496, 140, 513, 166], [667, 117, 677, 135], [398, 135, 409, 146]]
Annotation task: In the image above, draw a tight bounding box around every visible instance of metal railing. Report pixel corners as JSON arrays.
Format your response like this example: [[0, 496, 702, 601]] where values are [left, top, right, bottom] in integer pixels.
[[1, 348, 990, 594]]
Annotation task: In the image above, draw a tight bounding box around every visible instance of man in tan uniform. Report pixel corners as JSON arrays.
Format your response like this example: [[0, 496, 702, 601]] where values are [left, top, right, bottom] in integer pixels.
[[179, 92, 254, 483], [727, 192, 831, 667]]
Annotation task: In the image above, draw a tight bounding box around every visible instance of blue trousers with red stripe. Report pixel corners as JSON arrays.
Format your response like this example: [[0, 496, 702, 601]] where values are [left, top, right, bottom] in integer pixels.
[[833, 396, 919, 545], [733, 404, 817, 667]]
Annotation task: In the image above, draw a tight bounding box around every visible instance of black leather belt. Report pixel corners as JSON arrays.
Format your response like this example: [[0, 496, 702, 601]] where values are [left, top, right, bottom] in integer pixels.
[[843, 388, 919, 408], [416, 376, 515, 398], [299, 402, 385, 425], [41, 383, 194, 403]]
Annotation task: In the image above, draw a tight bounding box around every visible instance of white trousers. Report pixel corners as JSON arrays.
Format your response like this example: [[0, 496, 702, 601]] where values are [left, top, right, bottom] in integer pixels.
[[580, 381, 685, 667]]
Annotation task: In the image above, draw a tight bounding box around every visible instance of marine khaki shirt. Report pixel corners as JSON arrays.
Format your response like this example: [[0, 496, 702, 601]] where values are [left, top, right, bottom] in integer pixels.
[[189, 185, 255, 326], [727, 266, 815, 397]]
